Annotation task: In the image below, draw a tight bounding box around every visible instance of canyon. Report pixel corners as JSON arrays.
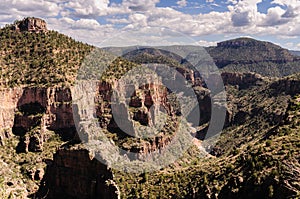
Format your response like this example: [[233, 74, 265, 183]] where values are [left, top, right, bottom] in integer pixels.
[[0, 18, 299, 199]]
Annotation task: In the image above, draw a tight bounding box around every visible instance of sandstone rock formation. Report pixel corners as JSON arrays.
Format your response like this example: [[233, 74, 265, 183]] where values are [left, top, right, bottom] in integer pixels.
[[0, 88, 23, 145], [77, 78, 179, 158], [13, 17, 48, 33], [221, 72, 263, 89], [36, 148, 120, 199], [270, 78, 300, 95], [4, 87, 76, 153], [0, 69, 271, 155]]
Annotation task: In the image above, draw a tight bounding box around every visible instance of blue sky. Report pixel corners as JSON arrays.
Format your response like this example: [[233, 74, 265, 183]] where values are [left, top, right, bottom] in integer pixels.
[[1, 0, 300, 49]]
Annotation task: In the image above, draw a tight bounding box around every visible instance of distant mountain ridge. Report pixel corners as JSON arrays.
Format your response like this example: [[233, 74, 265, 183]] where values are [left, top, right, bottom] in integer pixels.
[[105, 37, 300, 78], [206, 37, 300, 77], [290, 50, 300, 56], [210, 37, 295, 63], [1, 17, 299, 89]]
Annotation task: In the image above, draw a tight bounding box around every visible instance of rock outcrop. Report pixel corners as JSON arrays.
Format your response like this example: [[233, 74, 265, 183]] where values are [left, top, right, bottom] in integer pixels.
[[221, 72, 263, 89], [2, 87, 76, 153], [0, 88, 23, 144], [36, 148, 120, 199], [13, 17, 48, 33], [270, 78, 300, 95], [77, 79, 179, 158]]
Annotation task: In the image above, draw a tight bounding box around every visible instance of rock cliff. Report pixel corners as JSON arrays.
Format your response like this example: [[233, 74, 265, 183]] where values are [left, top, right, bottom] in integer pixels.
[[13, 17, 48, 33], [221, 72, 263, 89], [36, 148, 119, 199], [0, 87, 75, 152], [0, 70, 267, 154], [0, 88, 23, 144]]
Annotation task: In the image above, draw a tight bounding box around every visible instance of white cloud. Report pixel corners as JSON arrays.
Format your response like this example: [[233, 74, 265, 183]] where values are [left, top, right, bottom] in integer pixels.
[[271, 0, 300, 7], [0, 0, 62, 28], [100, 26, 201, 47], [72, 19, 102, 30], [106, 18, 130, 24], [230, 0, 262, 27], [177, 0, 187, 7], [0, 0, 60, 21], [46, 17, 115, 46], [271, 0, 300, 18], [196, 40, 217, 46], [1, 0, 300, 49], [122, 0, 159, 11], [259, 6, 288, 26], [227, 0, 238, 5], [128, 13, 148, 28], [63, 0, 127, 17]]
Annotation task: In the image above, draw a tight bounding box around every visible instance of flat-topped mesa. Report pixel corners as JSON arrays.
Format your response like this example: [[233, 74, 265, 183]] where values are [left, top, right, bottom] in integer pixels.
[[217, 37, 272, 48], [13, 17, 48, 33], [217, 37, 261, 48]]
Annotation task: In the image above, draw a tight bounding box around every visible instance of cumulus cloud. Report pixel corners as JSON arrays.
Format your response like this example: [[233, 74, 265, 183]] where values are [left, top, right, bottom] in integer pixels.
[[128, 13, 148, 27], [122, 0, 159, 11], [71, 19, 102, 30], [0, 0, 60, 23], [230, 0, 262, 27], [271, 0, 300, 18], [1, 0, 300, 49], [196, 40, 217, 46], [272, 0, 299, 7], [282, 6, 299, 18], [63, 0, 126, 17], [47, 17, 116, 46], [106, 17, 130, 24], [0, 0, 62, 28], [177, 0, 187, 7], [259, 6, 289, 26], [254, 0, 300, 29]]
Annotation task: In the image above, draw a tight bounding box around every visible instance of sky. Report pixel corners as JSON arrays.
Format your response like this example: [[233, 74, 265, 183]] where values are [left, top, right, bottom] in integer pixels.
[[1, 0, 300, 49]]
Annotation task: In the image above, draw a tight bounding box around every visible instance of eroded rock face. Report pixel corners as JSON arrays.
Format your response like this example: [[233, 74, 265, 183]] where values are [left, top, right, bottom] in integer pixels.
[[0, 88, 23, 144], [13, 17, 48, 33], [37, 148, 119, 199], [0, 88, 23, 131], [0, 78, 184, 156], [221, 72, 263, 89], [1, 71, 263, 155], [92, 80, 177, 156], [5, 87, 76, 153], [270, 78, 300, 95]]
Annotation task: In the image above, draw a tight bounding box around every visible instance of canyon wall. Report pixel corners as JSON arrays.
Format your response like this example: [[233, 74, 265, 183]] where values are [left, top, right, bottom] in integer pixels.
[[2, 72, 291, 198], [37, 148, 119, 199], [0, 88, 23, 144], [9, 87, 75, 152], [0, 72, 267, 150]]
